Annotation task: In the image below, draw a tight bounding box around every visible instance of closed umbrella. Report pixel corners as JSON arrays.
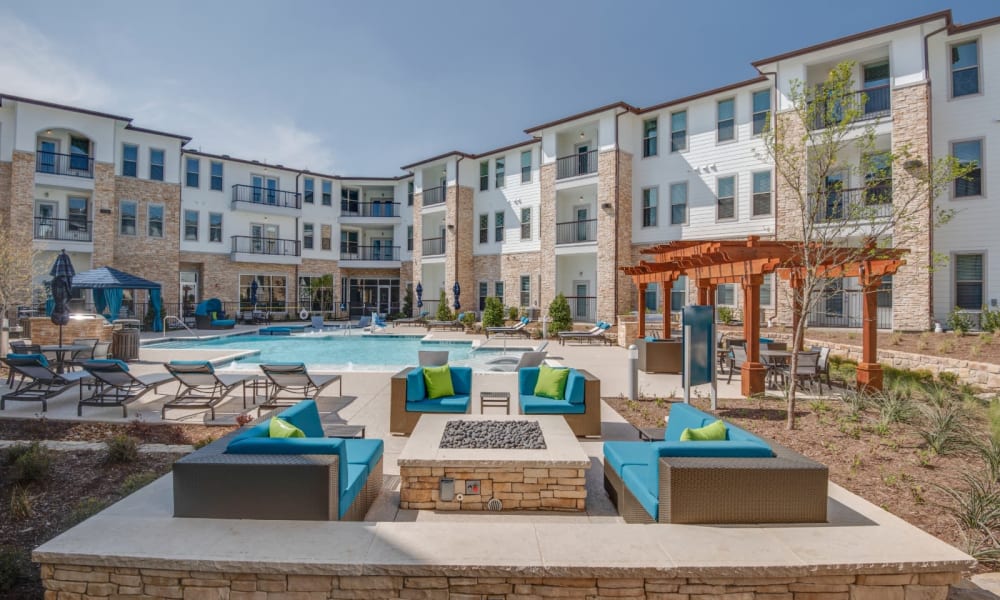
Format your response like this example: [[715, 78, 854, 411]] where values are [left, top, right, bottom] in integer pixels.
[[49, 250, 76, 347], [249, 279, 259, 310], [415, 282, 423, 309], [452, 281, 461, 311]]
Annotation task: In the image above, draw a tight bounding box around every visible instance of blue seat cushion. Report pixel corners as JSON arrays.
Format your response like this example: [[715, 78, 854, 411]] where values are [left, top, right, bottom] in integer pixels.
[[344, 439, 383, 471], [339, 463, 368, 519], [280, 400, 325, 438], [213, 319, 236, 327], [622, 464, 658, 521], [519, 395, 585, 414], [603, 441, 652, 477], [406, 395, 470, 413]]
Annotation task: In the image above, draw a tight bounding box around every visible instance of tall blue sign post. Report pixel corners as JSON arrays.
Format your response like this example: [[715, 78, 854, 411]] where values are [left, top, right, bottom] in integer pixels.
[[682, 305, 717, 409]]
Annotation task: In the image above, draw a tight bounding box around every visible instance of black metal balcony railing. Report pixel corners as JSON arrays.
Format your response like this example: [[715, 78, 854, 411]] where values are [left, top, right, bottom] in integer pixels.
[[422, 186, 446, 207], [340, 200, 400, 217], [812, 185, 892, 222], [339, 245, 400, 261], [809, 85, 891, 130], [34, 216, 92, 242], [564, 295, 597, 322], [556, 219, 598, 244], [231, 235, 301, 256], [35, 151, 94, 178], [807, 288, 893, 329], [232, 184, 301, 209], [422, 236, 446, 256], [556, 150, 598, 180]]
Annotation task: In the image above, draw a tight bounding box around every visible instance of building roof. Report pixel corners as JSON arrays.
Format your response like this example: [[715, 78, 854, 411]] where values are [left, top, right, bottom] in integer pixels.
[[637, 76, 770, 114], [522, 101, 637, 134], [399, 150, 471, 171], [183, 149, 408, 182], [469, 138, 538, 159]]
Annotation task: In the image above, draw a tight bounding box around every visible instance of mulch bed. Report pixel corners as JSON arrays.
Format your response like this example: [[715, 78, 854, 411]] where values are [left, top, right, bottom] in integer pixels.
[[0, 418, 235, 446]]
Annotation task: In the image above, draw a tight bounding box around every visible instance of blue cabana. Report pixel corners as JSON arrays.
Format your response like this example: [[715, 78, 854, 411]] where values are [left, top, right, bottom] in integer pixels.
[[71, 266, 163, 331]]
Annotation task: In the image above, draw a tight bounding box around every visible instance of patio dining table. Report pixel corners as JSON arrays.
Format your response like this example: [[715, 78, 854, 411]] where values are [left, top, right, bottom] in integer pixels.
[[40, 344, 89, 374], [760, 349, 791, 389]]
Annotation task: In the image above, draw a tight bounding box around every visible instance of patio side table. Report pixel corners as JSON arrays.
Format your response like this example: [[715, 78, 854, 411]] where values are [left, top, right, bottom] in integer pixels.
[[480, 391, 511, 415]]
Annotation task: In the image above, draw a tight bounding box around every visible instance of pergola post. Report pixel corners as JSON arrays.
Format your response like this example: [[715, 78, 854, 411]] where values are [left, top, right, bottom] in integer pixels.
[[856, 268, 884, 391], [659, 275, 677, 339], [741, 274, 766, 397], [637, 282, 647, 339]]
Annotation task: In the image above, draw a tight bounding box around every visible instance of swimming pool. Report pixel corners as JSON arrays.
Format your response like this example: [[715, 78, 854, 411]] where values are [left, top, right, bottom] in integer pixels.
[[148, 334, 527, 371]]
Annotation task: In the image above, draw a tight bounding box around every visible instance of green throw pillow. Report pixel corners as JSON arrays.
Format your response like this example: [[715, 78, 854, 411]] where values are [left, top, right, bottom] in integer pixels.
[[269, 417, 305, 438], [680, 419, 728, 441], [534, 364, 570, 400], [423, 365, 455, 399]]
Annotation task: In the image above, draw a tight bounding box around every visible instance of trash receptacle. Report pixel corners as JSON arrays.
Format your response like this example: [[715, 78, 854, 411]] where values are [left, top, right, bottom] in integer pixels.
[[111, 322, 140, 361]]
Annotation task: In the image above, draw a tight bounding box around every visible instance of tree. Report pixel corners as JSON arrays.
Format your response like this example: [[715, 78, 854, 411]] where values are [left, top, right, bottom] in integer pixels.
[[401, 286, 413, 318], [0, 214, 37, 355], [307, 274, 334, 313], [547, 293, 572, 336], [761, 61, 970, 429], [435, 289, 453, 321], [482, 296, 505, 328]]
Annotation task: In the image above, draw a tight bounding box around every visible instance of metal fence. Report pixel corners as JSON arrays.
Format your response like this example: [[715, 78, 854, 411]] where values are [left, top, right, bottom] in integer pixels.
[[556, 150, 598, 179], [556, 219, 597, 244], [806, 288, 892, 329], [35, 151, 94, 178]]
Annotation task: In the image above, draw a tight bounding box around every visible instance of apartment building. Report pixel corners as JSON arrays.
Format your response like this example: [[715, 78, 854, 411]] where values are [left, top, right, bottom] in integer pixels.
[[0, 9, 997, 330]]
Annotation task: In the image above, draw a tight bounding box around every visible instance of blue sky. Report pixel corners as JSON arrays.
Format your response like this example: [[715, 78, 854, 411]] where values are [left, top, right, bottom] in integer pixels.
[[1, 1, 996, 176]]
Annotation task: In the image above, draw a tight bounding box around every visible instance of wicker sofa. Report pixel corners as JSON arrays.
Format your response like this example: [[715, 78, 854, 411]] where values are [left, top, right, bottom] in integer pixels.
[[517, 367, 601, 437], [390, 366, 472, 435], [636, 338, 682, 373], [603, 403, 827, 524], [172, 400, 383, 520]]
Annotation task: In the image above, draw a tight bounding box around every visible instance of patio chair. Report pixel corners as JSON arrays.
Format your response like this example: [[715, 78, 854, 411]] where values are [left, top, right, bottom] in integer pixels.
[[1, 354, 89, 412], [426, 313, 465, 331], [776, 351, 822, 393], [488, 350, 547, 372], [259, 363, 342, 411], [64, 338, 99, 371], [79, 359, 175, 417], [557, 321, 612, 345], [310, 315, 326, 330], [394, 311, 429, 327], [485, 316, 529, 339], [371, 314, 388, 331], [418, 350, 450, 366], [6, 342, 40, 386], [162, 361, 255, 420], [726, 345, 748, 384], [814, 346, 832, 389]]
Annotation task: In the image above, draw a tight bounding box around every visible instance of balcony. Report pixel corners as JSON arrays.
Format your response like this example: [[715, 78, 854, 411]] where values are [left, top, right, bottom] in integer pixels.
[[231, 184, 301, 210], [231, 235, 301, 264], [809, 85, 891, 130], [808, 286, 892, 329], [340, 200, 400, 218], [556, 219, 597, 245], [422, 236, 445, 256], [339, 245, 401, 262], [564, 295, 597, 322], [34, 217, 92, 242], [422, 186, 446, 207], [556, 150, 598, 180], [35, 151, 94, 178], [812, 186, 892, 223]]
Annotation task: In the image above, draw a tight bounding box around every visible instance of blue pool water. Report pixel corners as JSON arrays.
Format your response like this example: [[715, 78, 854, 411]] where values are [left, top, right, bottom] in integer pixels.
[[148, 334, 523, 371]]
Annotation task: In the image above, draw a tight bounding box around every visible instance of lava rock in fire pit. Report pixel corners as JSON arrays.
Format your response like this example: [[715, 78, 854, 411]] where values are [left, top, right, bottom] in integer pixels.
[[440, 420, 546, 449]]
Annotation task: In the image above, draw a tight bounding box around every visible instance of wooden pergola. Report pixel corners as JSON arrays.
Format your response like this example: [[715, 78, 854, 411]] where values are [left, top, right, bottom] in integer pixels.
[[621, 236, 906, 396]]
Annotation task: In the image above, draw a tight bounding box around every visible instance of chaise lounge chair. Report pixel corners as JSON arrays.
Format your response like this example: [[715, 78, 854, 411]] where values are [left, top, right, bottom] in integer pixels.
[[1, 354, 89, 412], [162, 361, 256, 420], [259, 363, 342, 413], [558, 321, 612, 345], [80, 359, 176, 417], [394, 311, 429, 327], [426, 313, 465, 331], [485, 316, 530, 338], [488, 350, 548, 372]]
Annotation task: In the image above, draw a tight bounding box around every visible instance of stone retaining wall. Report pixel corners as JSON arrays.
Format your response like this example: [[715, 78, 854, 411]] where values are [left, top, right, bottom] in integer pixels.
[[399, 465, 587, 511], [39, 564, 961, 599]]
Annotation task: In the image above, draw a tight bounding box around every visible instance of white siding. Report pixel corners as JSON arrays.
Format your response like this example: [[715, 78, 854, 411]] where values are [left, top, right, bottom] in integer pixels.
[[472, 144, 541, 255]]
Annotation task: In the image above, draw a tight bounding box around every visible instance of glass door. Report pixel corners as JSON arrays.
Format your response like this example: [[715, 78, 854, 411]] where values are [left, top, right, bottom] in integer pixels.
[[575, 207, 589, 242], [67, 197, 89, 240], [35, 202, 57, 239], [574, 282, 589, 320], [37, 140, 58, 173], [372, 238, 382, 261], [862, 62, 890, 115], [250, 224, 264, 253], [264, 224, 278, 254], [824, 172, 846, 219], [575, 144, 590, 175], [69, 136, 90, 172]]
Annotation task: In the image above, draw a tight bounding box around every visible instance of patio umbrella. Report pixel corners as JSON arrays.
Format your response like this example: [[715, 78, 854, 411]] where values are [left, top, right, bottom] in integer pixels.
[[249, 279, 259, 310], [452, 281, 461, 311], [49, 250, 76, 347], [415, 282, 423, 308]]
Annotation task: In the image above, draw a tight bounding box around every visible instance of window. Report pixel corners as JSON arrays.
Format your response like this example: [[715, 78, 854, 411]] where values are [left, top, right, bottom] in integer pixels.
[[322, 180, 332, 206], [642, 118, 658, 157], [184, 210, 199, 241], [321, 226, 332, 251], [303, 178, 314, 203], [67, 197, 88, 234], [642, 187, 658, 227], [479, 161, 489, 191], [407, 225, 413, 251], [717, 99, 735, 142], [955, 253, 984, 310], [953, 140, 983, 197], [209, 212, 222, 242], [670, 182, 687, 225], [479, 282, 489, 311], [670, 276, 687, 312], [119, 200, 137, 235], [303, 223, 314, 250], [752, 171, 772, 216], [752, 90, 770, 135], [520, 275, 531, 307], [147, 204, 164, 238], [863, 153, 892, 205], [644, 283, 658, 312], [341, 187, 359, 213], [479, 214, 488, 244], [863, 62, 891, 115], [340, 230, 358, 254], [210, 161, 223, 191], [240, 274, 288, 311], [951, 40, 980, 98], [495, 211, 504, 242], [878, 276, 893, 309], [495, 157, 505, 188], [149, 149, 164, 181], [716, 284, 735, 306], [495, 281, 504, 301], [185, 157, 200, 188], [407, 181, 414, 206], [670, 111, 687, 152], [122, 144, 138, 177], [717, 175, 736, 220], [521, 150, 532, 183], [520, 207, 531, 240], [760, 274, 773, 307]]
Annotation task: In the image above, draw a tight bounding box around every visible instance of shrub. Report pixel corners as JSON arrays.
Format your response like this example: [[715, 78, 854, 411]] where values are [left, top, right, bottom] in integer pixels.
[[401, 287, 413, 318], [937, 371, 960, 388], [105, 434, 139, 464], [977, 438, 1000, 483], [482, 297, 505, 328], [935, 472, 1000, 539], [461, 311, 477, 329], [8, 442, 51, 484], [872, 390, 916, 426], [508, 306, 519, 321], [981, 305, 1000, 334], [948, 307, 974, 335], [0, 547, 23, 593], [547, 293, 572, 336], [920, 382, 958, 408], [717, 306, 735, 325], [8, 486, 33, 520], [435, 290, 453, 321], [916, 403, 973, 455], [120, 471, 160, 495]]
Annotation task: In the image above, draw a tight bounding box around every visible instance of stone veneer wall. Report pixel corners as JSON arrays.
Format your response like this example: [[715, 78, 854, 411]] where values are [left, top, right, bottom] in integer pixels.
[[38, 564, 961, 599], [501, 252, 541, 311], [90, 162, 117, 269], [179, 252, 296, 308], [444, 185, 475, 312], [411, 192, 423, 291], [4, 153, 38, 306], [24, 317, 113, 345], [600, 149, 633, 319], [399, 465, 587, 511], [471, 255, 501, 310], [112, 176, 182, 307], [538, 163, 556, 311]]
